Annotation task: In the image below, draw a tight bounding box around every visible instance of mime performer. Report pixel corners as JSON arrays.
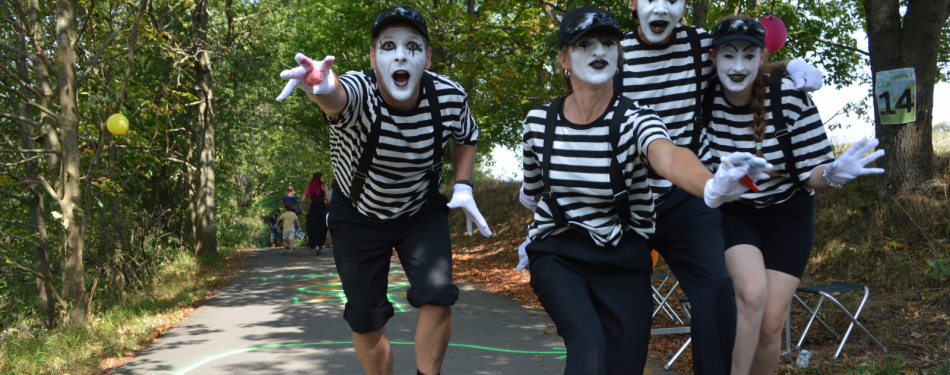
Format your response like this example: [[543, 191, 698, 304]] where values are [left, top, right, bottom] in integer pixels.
[[277, 6, 491, 375]]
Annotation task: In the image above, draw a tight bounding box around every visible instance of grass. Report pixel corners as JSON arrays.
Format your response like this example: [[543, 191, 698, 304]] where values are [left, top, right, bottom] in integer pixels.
[[449, 133, 950, 374], [0, 248, 249, 375]]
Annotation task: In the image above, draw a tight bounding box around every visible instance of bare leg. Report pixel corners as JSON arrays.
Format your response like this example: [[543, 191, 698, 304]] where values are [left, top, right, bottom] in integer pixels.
[[415, 305, 452, 374], [353, 328, 394, 375], [726, 245, 768, 375], [748, 270, 801, 375]]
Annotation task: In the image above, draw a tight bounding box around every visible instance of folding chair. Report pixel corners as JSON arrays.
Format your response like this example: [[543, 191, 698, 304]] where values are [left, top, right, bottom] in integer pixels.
[[664, 297, 692, 370], [792, 281, 888, 359], [651, 273, 685, 324]]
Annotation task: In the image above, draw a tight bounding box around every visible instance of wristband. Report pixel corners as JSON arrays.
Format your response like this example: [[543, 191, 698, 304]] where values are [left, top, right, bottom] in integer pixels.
[[821, 168, 845, 189], [455, 179, 474, 188]]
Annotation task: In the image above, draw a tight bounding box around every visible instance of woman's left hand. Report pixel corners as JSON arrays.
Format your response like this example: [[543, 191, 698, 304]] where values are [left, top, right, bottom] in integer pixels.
[[823, 137, 885, 185], [785, 59, 823, 92]]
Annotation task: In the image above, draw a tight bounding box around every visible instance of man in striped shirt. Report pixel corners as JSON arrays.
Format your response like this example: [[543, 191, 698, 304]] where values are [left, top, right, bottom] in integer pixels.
[[277, 6, 489, 375], [618, 1, 825, 373]]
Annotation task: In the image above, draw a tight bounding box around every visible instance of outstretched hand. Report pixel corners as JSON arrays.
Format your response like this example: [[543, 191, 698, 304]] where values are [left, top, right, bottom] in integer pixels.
[[276, 53, 336, 101], [447, 184, 492, 237], [824, 137, 885, 185]]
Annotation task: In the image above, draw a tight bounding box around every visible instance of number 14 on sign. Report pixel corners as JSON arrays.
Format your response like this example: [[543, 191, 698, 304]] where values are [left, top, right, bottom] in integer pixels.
[[875, 68, 916, 125]]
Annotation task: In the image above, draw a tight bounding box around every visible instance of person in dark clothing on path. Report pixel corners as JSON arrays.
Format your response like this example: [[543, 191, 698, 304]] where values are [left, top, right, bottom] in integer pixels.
[[303, 172, 330, 255]]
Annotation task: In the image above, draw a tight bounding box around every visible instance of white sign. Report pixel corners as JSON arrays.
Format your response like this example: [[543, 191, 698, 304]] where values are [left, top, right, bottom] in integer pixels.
[[875, 68, 916, 124]]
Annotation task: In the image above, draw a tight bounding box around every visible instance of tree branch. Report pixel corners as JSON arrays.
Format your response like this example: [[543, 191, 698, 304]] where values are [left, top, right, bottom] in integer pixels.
[[0, 149, 63, 154], [78, 0, 147, 85], [0, 188, 30, 204], [0, 112, 41, 127], [817, 38, 869, 56]]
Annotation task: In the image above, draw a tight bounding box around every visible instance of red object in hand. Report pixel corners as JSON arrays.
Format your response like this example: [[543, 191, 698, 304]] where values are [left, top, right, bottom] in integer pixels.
[[741, 176, 760, 192], [759, 15, 787, 53]]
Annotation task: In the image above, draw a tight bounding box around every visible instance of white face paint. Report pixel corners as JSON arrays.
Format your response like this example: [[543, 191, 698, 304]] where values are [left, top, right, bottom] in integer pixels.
[[714, 40, 763, 95], [569, 35, 619, 86], [637, 0, 686, 44], [375, 27, 427, 102]]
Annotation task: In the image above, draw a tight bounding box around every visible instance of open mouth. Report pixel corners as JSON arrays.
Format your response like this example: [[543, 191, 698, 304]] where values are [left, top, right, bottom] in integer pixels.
[[589, 59, 609, 70], [728, 74, 748, 83], [392, 70, 410, 87], [649, 20, 669, 34]]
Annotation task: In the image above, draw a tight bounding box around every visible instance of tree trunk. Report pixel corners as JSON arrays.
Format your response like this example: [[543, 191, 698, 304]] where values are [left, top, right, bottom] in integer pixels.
[[55, 0, 88, 326], [692, 0, 709, 29], [28, 0, 63, 194], [12, 27, 56, 330], [865, 0, 949, 194], [193, 0, 217, 256]]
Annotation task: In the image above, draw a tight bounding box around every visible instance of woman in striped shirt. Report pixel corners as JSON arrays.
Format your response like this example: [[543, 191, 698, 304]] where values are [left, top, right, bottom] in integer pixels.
[[519, 7, 769, 374], [702, 18, 886, 375]]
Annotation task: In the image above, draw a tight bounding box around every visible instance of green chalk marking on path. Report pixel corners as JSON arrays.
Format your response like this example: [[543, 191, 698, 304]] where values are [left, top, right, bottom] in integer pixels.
[[176, 341, 566, 374]]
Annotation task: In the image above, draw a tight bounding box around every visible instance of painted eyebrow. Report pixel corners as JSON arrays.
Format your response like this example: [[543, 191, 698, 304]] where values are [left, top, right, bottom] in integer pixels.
[[742, 44, 758, 52]]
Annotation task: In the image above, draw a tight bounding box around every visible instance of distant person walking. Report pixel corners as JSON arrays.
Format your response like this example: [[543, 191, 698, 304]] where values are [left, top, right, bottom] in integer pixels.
[[283, 185, 302, 216], [303, 172, 330, 255], [279, 202, 300, 255], [268, 208, 282, 247]]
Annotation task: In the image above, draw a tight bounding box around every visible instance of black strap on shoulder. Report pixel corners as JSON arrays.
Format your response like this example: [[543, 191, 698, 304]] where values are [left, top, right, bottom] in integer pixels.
[[349, 71, 444, 207], [422, 72, 444, 197], [685, 26, 706, 154], [541, 98, 568, 228], [768, 74, 802, 188], [608, 95, 636, 229], [701, 77, 719, 131]]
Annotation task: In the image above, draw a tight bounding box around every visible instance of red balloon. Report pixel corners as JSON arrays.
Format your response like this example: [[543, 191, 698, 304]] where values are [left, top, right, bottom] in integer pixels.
[[759, 15, 787, 53]]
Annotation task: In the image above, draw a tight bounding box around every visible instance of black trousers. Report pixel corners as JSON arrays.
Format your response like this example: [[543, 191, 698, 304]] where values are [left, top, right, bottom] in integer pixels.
[[527, 229, 654, 375], [648, 187, 737, 375], [306, 199, 328, 248], [328, 190, 458, 334]]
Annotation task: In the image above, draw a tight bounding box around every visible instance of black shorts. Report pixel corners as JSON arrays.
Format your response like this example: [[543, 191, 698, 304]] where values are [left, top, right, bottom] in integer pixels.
[[327, 190, 458, 334], [720, 191, 814, 279]]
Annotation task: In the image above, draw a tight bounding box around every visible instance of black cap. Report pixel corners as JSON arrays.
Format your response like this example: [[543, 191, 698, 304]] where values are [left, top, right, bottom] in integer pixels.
[[559, 6, 624, 48], [371, 6, 429, 42], [712, 18, 766, 48]]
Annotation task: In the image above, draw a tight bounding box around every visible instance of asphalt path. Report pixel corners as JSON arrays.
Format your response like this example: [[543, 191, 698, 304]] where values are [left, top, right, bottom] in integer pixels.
[[115, 247, 680, 374]]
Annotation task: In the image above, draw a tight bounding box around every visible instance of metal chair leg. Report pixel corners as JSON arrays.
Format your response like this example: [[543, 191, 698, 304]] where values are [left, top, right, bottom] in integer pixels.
[[821, 287, 888, 358], [794, 294, 840, 339], [664, 337, 691, 370]]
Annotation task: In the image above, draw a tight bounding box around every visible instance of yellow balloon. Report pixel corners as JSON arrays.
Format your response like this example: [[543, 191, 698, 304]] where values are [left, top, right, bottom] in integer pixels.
[[107, 113, 129, 135]]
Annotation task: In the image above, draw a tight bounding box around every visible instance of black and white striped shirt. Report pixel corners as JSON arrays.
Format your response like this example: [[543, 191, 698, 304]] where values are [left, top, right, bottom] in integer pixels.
[[522, 98, 670, 246], [704, 76, 835, 208], [619, 25, 714, 205], [326, 70, 478, 220]]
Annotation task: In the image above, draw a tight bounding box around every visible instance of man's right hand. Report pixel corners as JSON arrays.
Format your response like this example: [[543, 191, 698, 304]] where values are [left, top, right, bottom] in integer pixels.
[[276, 53, 336, 101]]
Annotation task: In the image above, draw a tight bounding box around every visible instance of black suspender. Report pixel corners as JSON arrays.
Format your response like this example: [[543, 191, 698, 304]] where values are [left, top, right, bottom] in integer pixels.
[[423, 72, 445, 198], [608, 96, 636, 228], [540, 98, 568, 228], [768, 74, 802, 189], [541, 96, 636, 230], [349, 71, 444, 208], [685, 26, 707, 154]]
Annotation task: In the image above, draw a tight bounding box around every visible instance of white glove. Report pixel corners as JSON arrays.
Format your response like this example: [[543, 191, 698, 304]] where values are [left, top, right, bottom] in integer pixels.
[[276, 53, 336, 101], [785, 59, 823, 92], [704, 159, 752, 208], [447, 184, 492, 237], [516, 237, 530, 271], [823, 137, 885, 185], [723, 152, 774, 181], [519, 184, 538, 212]]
